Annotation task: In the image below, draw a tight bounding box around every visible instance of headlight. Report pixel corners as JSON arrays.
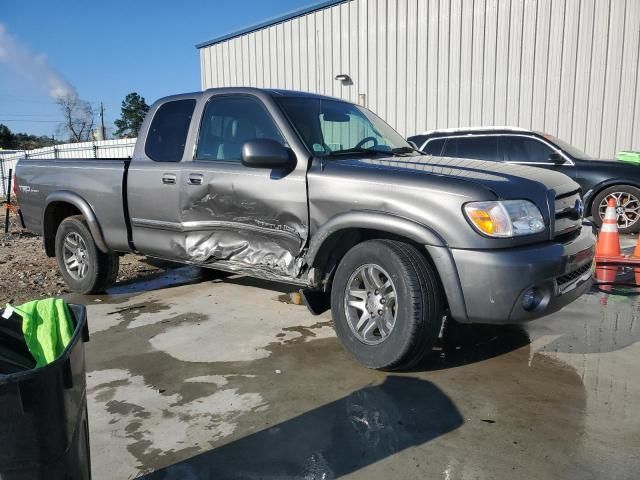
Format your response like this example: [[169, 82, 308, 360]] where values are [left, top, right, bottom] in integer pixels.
[[464, 200, 546, 237]]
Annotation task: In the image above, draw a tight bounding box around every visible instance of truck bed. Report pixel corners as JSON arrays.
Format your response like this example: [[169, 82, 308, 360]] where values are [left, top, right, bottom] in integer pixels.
[[15, 158, 131, 252]]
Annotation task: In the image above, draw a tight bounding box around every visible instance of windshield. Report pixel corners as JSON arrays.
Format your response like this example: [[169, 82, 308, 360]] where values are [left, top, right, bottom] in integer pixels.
[[539, 133, 594, 160], [277, 97, 417, 157]]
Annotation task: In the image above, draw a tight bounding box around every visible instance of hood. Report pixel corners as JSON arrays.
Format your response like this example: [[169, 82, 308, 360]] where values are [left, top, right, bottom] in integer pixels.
[[574, 157, 640, 176], [332, 155, 580, 199]]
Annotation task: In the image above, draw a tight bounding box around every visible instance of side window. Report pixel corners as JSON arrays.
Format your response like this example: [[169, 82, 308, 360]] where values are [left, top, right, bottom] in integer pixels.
[[145, 99, 196, 162], [423, 138, 446, 156], [196, 96, 284, 162], [443, 136, 499, 161], [501, 136, 555, 163]]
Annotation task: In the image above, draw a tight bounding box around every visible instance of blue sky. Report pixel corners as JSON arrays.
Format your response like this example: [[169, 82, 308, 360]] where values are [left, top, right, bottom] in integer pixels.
[[0, 0, 312, 138]]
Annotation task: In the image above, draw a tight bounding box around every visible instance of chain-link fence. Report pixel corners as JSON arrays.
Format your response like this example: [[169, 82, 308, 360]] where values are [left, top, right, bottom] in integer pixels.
[[0, 139, 136, 196]]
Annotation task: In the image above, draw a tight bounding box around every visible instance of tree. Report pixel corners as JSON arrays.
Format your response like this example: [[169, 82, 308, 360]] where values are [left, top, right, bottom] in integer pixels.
[[0, 124, 15, 149], [114, 92, 149, 138], [0, 124, 55, 150], [56, 94, 95, 143]]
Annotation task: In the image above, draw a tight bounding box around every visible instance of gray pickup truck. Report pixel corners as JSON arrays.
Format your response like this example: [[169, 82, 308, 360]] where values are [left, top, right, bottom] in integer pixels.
[[15, 88, 595, 369]]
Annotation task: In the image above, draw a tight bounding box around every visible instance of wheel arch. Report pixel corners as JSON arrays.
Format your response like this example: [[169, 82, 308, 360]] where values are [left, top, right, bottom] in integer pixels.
[[43, 191, 110, 257], [301, 211, 469, 318], [585, 180, 640, 217]]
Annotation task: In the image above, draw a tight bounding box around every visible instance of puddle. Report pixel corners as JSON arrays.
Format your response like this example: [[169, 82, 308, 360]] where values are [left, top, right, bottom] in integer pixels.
[[88, 368, 265, 477]]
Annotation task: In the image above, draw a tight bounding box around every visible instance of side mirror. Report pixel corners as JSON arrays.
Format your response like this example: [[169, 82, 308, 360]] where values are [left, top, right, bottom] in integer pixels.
[[548, 152, 565, 165], [408, 140, 418, 150], [242, 139, 294, 169]]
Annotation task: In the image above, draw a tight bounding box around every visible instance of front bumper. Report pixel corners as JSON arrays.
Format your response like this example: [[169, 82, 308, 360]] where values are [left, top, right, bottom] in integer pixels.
[[438, 228, 595, 324]]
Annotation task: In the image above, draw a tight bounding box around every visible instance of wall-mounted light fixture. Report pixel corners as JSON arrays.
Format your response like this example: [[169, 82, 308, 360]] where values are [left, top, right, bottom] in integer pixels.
[[334, 74, 353, 85]]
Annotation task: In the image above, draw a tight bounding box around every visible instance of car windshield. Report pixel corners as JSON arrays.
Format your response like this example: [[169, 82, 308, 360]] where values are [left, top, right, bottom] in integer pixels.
[[276, 97, 418, 157], [539, 133, 595, 160]]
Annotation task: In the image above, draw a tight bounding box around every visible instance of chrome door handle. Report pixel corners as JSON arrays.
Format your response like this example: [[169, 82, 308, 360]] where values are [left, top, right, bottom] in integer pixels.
[[162, 174, 176, 185], [188, 173, 204, 185]]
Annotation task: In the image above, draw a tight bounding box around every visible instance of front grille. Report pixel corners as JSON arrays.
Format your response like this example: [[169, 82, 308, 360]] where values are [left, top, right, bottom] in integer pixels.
[[557, 261, 593, 287], [554, 189, 582, 240]]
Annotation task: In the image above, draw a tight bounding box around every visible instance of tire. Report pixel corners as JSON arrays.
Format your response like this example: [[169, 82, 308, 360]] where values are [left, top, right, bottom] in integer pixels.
[[330, 239, 445, 370], [55, 215, 119, 294], [591, 185, 640, 234]]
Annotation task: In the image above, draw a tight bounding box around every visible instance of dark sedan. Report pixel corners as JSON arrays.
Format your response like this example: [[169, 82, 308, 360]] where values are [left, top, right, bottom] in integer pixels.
[[408, 127, 640, 233]]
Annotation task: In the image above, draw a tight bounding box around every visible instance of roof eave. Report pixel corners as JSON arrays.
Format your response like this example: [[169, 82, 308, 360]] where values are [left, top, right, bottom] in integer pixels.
[[196, 0, 348, 49]]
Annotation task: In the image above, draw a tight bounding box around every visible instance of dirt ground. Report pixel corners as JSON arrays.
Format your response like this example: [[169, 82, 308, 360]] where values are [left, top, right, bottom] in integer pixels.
[[0, 207, 165, 305]]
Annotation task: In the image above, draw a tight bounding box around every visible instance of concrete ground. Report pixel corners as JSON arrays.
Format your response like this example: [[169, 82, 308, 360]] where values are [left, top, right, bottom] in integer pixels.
[[69, 236, 640, 480]]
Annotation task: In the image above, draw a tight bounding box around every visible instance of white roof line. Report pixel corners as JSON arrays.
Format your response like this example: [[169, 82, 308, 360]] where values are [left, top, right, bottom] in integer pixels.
[[415, 126, 532, 136]]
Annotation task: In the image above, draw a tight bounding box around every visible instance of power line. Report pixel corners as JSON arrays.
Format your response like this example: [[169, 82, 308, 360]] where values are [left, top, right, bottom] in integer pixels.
[[0, 119, 61, 123], [0, 98, 59, 104], [0, 114, 61, 118]]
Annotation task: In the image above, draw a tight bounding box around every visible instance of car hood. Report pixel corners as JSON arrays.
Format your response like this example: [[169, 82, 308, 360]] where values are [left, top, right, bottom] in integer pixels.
[[574, 157, 640, 177], [332, 154, 580, 198], [579, 157, 640, 167]]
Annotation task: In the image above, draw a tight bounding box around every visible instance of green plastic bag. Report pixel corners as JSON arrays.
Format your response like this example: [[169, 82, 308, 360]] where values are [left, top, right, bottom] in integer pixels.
[[8, 299, 75, 368], [616, 151, 640, 165]]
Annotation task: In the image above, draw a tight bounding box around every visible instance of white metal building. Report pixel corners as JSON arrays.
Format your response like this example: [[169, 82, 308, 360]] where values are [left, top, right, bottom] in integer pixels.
[[197, 0, 640, 158]]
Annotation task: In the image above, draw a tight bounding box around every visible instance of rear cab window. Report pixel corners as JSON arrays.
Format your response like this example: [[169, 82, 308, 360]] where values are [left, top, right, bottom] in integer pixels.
[[145, 99, 196, 162]]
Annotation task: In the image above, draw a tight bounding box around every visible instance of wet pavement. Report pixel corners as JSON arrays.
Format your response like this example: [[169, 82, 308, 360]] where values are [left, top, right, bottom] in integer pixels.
[[70, 238, 640, 480]]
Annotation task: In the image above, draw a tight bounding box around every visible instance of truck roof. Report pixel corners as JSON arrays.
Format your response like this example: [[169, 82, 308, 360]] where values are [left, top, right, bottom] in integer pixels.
[[154, 87, 349, 106]]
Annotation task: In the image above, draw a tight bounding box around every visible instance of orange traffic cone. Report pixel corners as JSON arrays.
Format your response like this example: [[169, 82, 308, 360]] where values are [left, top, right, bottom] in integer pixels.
[[633, 235, 640, 287], [596, 197, 621, 291]]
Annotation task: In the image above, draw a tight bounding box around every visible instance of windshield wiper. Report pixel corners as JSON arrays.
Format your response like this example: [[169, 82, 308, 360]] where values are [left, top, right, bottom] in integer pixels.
[[325, 146, 419, 157], [324, 148, 393, 157]]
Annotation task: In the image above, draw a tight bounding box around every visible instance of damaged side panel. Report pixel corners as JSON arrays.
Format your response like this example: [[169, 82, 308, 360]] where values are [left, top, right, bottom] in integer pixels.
[[176, 163, 309, 278]]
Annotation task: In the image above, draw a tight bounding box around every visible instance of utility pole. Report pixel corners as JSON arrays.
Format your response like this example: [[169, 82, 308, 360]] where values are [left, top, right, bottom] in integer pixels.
[[99, 102, 106, 141]]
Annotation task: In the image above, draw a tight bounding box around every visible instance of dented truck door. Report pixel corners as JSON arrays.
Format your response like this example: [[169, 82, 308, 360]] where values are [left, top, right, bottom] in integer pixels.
[[177, 92, 309, 279]]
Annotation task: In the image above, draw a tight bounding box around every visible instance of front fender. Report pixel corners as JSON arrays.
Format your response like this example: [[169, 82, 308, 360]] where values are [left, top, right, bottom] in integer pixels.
[[305, 211, 446, 266], [44, 191, 110, 253], [305, 211, 468, 322]]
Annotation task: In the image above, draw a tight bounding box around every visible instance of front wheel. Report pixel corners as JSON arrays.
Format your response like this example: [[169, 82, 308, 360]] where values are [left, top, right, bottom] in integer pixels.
[[592, 185, 640, 234], [330, 239, 445, 370], [55, 215, 119, 294]]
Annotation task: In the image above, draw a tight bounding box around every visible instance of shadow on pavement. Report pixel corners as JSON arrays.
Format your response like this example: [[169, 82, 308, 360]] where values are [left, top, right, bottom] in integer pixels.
[[141, 376, 463, 480], [418, 323, 532, 372]]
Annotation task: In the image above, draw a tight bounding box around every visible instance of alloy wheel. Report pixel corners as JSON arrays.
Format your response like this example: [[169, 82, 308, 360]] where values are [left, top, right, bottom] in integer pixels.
[[344, 264, 397, 345], [598, 192, 640, 230], [63, 232, 90, 281]]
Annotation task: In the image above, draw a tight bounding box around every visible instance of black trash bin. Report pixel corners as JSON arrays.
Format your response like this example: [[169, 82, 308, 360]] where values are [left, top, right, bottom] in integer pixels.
[[0, 304, 91, 480]]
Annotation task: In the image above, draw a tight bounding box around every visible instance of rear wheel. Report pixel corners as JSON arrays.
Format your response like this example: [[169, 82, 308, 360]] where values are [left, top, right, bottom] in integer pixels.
[[55, 216, 119, 294], [592, 185, 640, 234], [330, 239, 445, 370]]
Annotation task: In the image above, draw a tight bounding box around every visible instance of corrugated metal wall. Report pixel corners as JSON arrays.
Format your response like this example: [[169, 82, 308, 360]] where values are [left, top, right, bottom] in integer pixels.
[[199, 0, 640, 158]]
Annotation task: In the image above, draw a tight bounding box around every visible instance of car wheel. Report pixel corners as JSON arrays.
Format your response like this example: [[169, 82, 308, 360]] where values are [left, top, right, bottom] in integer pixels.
[[592, 185, 640, 234], [55, 215, 119, 294], [330, 239, 445, 370]]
